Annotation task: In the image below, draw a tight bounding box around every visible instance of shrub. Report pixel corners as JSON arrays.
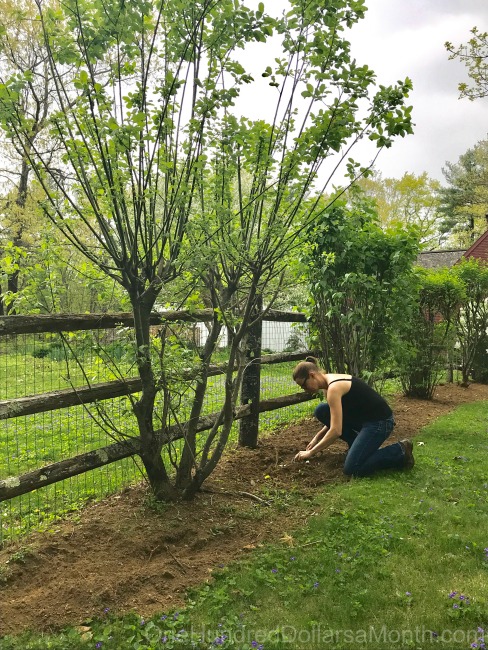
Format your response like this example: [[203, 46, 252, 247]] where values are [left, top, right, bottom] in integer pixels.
[[396, 268, 465, 399], [32, 347, 50, 359]]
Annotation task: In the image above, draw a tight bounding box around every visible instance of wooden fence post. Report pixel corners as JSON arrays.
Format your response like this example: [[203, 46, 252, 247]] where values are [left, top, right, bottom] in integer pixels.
[[239, 296, 263, 448]]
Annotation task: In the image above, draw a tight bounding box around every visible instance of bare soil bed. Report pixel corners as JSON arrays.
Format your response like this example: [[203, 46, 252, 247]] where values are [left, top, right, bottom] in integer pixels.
[[1, 383, 488, 636]]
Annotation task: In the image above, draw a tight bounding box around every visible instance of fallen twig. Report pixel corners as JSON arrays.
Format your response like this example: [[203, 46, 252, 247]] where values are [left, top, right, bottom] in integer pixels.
[[164, 545, 191, 573], [200, 487, 271, 506]]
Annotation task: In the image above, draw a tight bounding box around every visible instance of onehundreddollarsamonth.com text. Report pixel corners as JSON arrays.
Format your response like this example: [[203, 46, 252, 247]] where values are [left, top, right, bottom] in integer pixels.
[[168, 625, 483, 647]]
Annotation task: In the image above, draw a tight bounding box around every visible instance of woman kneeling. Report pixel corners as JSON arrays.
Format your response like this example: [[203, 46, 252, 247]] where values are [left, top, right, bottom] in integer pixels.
[[292, 357, 414, 476]]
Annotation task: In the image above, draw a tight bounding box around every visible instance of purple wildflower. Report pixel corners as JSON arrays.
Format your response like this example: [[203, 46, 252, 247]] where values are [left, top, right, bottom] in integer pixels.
[[271, 568, 278, 574], [448, 591, 457, 598], [405, 592, 411, 597]]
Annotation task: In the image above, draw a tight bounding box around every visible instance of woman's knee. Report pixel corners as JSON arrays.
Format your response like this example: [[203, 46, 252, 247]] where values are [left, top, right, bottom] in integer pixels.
[[343, 459, 357, 476], [343, 455, 367, 477], [343, 462, 366, 477]]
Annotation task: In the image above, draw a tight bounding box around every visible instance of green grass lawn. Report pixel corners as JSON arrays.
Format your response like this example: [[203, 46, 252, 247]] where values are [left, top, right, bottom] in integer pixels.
[[2, 399, 487, 650]]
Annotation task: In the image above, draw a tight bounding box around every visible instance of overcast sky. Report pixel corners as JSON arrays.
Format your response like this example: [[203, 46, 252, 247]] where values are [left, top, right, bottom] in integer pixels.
[[349, 0, 488, 182], [238, 1, 488, 186]]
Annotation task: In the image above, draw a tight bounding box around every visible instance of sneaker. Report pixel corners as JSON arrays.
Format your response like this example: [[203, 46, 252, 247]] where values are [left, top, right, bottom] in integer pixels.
[[400, 439, 415, 469]]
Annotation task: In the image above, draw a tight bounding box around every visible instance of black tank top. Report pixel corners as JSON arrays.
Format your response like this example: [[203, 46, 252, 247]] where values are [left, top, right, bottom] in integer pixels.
[[329, 377, 392, 423]]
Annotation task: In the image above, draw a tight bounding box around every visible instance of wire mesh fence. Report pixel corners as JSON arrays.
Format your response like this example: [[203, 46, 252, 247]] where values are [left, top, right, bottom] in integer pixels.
[[0, 317, 311, 545]]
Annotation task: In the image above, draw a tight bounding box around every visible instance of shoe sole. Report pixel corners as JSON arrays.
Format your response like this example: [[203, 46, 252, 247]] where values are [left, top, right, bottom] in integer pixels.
[[400, 439, 415, 469]]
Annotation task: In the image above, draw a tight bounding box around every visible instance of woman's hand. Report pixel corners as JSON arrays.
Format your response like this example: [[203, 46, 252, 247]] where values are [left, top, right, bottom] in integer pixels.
[[294, 449, 313, 462]]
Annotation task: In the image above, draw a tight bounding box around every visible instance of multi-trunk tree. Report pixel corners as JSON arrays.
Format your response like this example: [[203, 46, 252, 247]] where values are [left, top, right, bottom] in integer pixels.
[[0, 0, 414, 500]]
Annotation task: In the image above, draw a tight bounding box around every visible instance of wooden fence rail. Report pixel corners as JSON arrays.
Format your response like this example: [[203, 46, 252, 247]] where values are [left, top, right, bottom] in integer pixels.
[[0, 309, 307, 335]]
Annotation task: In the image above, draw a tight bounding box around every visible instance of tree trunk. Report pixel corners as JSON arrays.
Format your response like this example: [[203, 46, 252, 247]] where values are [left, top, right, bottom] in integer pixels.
[[175, 316, 222, 490], [6, 269, 20, 315], [5, 158, 30, 315], [131, 297, 175, 501], [138, 445, 177, 501], [239, 296, 262, 448], [182, 287, 261, 499]]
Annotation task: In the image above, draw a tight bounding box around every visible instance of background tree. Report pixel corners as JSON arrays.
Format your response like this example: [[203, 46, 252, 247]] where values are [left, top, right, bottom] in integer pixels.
[[446, 27, 488, 100], [0, 0, 413, 501], [358, 170, 444, 247], [443, 28, 488, 246], [0, 0, 55, 313], [438, 140, 488, 245], [2, 220, 129, 313]]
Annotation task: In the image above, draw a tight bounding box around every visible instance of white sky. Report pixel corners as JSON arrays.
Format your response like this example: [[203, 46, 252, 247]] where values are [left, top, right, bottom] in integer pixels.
[[239, 0, 488, 185], [348, 0, 488, 182]]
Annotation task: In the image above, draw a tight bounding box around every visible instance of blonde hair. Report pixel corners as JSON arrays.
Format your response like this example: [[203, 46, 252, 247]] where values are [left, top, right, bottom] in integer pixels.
[[292, 356, 320, 382]]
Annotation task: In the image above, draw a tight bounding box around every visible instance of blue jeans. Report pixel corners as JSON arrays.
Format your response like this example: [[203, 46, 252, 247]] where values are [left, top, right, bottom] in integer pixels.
[[314, 402, 405, 477]]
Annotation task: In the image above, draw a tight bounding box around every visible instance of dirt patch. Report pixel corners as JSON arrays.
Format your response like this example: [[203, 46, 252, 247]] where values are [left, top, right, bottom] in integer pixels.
[[1, 383, 488, 636]]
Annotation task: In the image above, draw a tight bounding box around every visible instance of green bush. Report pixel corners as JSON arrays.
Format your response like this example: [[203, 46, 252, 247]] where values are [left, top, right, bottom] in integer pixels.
[[302, 192, 420, 379], [31, 341, 66, 362], [396, 267, 465, 399], [32, 347, 50, 359], [103, 340, 132, 362]]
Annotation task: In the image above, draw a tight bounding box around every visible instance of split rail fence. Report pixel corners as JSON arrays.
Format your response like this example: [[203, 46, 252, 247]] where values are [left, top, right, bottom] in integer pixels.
[[0, 309, 313, 544]]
